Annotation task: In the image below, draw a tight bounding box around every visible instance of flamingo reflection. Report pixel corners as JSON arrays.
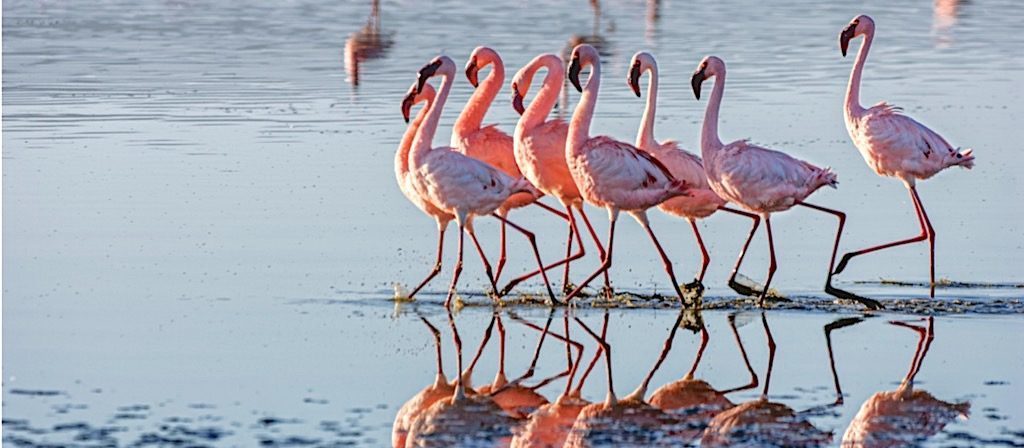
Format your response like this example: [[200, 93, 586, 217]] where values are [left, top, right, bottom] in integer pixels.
[[647, 313, 760, 441], [701, 314, 833, 447], [563, 310, 686, 447], [344, 0, 394, 86], [842, 317, 970, 447]]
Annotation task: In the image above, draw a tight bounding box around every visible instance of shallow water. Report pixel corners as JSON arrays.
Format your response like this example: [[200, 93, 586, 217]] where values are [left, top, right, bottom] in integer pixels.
[[3, 0, 1023, 446]]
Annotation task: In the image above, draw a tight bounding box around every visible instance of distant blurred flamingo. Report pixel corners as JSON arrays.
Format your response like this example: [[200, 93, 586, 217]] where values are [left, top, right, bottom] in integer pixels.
[[627, 51, 760, 293], [691, 56, 880, 309], [836, 15, 975, 298], [454, 47, 578, 292], [406, 56, 557, 307], [564, 44, 692, 305], [344, 0, 393, 86], [501, 53, 610, 297]]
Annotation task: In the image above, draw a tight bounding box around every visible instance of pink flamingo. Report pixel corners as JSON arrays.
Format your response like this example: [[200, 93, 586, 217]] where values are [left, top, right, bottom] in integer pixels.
[[627, 51, 760, 293], [691, 56, 880, 309], [453, 46, 578, 292], [396, 82, 455, 299], [563, 44, 691, 305], [406, 55, 557, 307], [836, 15, 975, 298], [501, 53, 611, 297]]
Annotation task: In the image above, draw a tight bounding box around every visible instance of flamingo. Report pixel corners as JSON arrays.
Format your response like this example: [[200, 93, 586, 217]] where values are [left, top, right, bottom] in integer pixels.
[[835, 15, 975, 298], [691, 55, 881, 309], [501, 53, 611, 297], [842, 317, 970, 447], [343, 0, 393, 86], [627, 51, 760, 293], [396, 83, 454, 300], [700, 314, 833, 447], [454, 47, 577, 292], [406, 55, 558, 307], [564, 44, 691, 305]]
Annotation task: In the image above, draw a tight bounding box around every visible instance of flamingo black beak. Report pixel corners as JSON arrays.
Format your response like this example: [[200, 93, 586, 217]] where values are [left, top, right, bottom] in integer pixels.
[[415, 59, 443, 94], [511, 82, 525, 115], [568, 53, 583, 93], [465, 57, 480, 88], [401, 89, 416, 124], [840, 21, 858, 57], [691, 67, 706, 100], [628, 60, 642, 98]]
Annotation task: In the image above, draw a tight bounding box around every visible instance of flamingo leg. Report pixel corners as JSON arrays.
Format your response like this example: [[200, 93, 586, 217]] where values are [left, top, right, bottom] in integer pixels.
[[407, 226, 445, 299], [494, 216, 508, 284], [757, 216, 778, 308], [491, 214, 560, 305], [467, 227, 499, 299], [798, 201, 883, 310], [573, 309, 609, 397], [463, 313, 497, 383], [686, 324, 710, 379], [823, 316, 865, 405], [496, 206, 584, 296], [496, 316, 507, 378], [721, 313, 760, 394], [447, 308, 466, 400], [637, 215, 689, 305], [833, 186, 936, 297], [686, 219, 711, 294], [578, 207, 613, 296], [508, 311, 583, 393], [631, 309, 686, 399], [488, 309, 557, 397], [760, 312, 777, 398], [719, 206, 762, 297], [565, 213, 617, 303], [443, 225, 466, 309], [890, 316, 935, 385], [419, 316, 445, 379], [574, 310, 616, 404]]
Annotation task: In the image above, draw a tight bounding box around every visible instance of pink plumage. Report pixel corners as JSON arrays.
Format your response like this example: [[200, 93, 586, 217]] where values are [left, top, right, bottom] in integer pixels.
[[693, 55, 862, 307], [563, 44, 692, 306], [834, 14, 975, 298]]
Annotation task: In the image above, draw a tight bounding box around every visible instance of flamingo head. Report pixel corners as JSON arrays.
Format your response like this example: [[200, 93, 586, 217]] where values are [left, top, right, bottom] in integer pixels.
[[840, 15, 875, 57], [511, 81, 526, 115], [400, 82, 435, 123], [568, 44, 598, 93], [691, 56, 724, 100], [465, 46, 501, 88], [415, 56, 453, 95], [627, 51, 656, 98]]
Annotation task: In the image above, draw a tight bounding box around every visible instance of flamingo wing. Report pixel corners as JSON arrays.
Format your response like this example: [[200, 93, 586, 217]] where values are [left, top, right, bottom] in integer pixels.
[[707, 140, 834, 210], [859, 103, 973, 176], [647, 140, 710, 189], [414, 148, 521, 213], [458, 124, 519, 177], [581, 135, 678, 191]]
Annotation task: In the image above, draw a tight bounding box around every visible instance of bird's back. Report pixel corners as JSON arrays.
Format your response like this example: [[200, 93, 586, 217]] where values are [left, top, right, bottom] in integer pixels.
[[516, 119, 579, 204], [704, 140, 835, 213], [570, 135, 685, 211], [848, 103, 974, 183]]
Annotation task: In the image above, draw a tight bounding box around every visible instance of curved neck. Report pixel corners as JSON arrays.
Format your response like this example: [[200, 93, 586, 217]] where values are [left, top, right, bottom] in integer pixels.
[[453, 60, 504, 142], [516, 58, 563, 138], [636, 65, 659, 149], [568, 60, 601, 156], [700, 72, 725, 151], [397, 101, 431, 177], [845, 30, 873, 117], [412, 73, 453, 163]]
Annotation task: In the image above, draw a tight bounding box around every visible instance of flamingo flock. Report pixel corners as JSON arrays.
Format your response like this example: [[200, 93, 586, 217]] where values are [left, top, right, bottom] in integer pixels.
[[395, 15, 974, 311]]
